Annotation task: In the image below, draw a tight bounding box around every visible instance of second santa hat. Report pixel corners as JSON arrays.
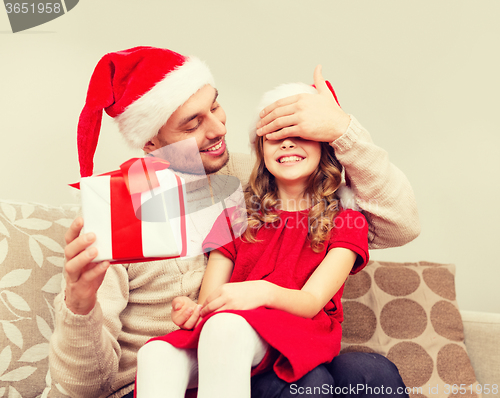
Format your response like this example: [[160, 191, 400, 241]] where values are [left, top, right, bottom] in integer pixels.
[[77, 46, 215, 178], [248, 79, 341, 148]]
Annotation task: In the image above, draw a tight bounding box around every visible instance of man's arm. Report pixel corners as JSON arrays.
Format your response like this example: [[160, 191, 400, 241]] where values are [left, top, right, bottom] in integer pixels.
[[256, 66, 420, 249], [49, 218, 128, 397], [49, 264, 129, 397], [332, 115, 420, 248]]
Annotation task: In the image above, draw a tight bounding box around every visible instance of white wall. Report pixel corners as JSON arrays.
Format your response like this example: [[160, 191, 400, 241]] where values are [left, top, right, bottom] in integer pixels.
[[1, 0, 499, 313]]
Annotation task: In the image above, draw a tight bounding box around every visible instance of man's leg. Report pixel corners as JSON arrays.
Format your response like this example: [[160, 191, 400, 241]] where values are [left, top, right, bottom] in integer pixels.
[[197, 313, 268, 398], [251, 365, 334, 398], [325, 352, 409, 398], [251, 352, 409, 398]]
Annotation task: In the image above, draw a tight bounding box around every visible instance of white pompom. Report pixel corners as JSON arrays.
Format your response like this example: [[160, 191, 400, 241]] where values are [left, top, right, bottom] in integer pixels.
[[337, 184, 360, 211]]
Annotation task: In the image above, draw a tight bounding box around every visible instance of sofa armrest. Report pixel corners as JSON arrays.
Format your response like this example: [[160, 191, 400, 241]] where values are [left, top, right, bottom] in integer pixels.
[[460, 310, 500, 396]]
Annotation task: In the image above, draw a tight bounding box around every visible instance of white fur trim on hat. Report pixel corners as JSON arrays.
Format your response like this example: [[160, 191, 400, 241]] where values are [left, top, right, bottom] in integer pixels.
[[249, 82, 317, 149], [116, 56, 215, 149], [337, 184, 360, 211]]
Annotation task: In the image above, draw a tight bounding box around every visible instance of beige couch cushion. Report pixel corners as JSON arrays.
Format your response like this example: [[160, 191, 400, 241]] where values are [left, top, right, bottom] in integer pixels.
[[342, 261, 481, 398], [461, 310, 500, 398]]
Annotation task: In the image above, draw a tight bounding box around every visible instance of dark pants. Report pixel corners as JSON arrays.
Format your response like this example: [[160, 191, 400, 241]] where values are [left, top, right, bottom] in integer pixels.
[[251, 352, 409, 398], [124, 352, 408, 398]]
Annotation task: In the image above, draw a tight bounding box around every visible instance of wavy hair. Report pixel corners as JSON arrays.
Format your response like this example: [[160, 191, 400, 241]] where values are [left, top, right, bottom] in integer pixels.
[[238, 136, 343, 252]]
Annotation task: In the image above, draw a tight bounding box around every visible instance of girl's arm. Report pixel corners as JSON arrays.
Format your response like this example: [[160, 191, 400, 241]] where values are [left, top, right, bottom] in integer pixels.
[[172, 249, 234, 329], [265, 247, 357, 318], [200, 247, 357, 319], [198, 250, 234, 305]]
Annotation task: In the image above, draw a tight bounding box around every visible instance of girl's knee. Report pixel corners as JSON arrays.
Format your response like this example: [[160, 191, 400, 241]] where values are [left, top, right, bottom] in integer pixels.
[[203, 312, 253, 336], [201, 313, 255, 347], [137, 340, 172, 363], [203, 312, 248, 332]]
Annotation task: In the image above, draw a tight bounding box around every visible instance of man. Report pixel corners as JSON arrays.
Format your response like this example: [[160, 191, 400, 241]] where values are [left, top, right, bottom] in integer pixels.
[[49, 46, 419, 398]]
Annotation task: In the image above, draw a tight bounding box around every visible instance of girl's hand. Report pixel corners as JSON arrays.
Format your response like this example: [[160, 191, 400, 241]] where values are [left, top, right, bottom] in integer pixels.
[[200, 280, 271, 317], [171, 296, 202, 330], [256, 65, 351, 143]]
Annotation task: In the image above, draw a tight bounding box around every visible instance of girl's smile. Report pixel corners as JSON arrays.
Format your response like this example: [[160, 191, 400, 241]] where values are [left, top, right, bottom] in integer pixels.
[[263, 136, 322, 190], [276, 155, 305, 164]]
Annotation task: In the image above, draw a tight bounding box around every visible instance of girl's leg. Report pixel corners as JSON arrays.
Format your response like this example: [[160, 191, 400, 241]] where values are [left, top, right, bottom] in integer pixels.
[[136, 340, 198, 398], [197, 313, 268, 398]]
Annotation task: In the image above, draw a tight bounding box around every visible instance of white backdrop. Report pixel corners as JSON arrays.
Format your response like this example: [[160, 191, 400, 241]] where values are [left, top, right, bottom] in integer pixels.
[[1, 0, 499, 313]]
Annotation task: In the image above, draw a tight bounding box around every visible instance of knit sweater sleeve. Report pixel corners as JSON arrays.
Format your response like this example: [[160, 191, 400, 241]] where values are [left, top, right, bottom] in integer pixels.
[[49, 264, 129, 398], [331, 116, 420, 249]]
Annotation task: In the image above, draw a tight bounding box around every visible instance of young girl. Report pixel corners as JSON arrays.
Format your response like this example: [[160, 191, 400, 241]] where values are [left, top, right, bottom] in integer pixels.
[[135, 82, 369, 398]]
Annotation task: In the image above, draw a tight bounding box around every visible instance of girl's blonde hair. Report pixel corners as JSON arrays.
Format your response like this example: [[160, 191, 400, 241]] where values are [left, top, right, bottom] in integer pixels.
[[240, 136, 343, 253]]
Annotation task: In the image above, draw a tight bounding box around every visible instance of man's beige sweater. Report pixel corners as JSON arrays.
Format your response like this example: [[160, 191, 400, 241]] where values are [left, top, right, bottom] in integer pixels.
[[49, 116, 420, 398]]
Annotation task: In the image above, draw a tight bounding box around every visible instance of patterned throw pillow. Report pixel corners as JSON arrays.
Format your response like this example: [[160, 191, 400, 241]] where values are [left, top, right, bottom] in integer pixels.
[[341, 261, 480, 398], [0, 201, 78, 398]]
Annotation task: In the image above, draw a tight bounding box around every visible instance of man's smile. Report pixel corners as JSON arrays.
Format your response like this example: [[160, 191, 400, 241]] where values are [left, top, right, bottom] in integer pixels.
[[200, 139, 226, 156]]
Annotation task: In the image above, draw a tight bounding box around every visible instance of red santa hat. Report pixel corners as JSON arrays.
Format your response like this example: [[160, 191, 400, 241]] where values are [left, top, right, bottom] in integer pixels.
[[249, 80, 340, 148], [77, 46, 215, 177]]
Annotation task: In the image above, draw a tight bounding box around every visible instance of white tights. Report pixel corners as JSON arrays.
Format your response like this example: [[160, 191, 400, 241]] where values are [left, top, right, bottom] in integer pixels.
[[136, 313, 268, 398]]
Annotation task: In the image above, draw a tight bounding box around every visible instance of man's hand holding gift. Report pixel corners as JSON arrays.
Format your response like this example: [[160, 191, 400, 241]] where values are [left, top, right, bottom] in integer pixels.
[[64, 218, 110, 315]]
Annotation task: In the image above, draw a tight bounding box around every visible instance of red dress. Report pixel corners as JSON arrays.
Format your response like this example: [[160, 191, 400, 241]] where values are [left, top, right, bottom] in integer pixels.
[[149, 208, 369, 383]]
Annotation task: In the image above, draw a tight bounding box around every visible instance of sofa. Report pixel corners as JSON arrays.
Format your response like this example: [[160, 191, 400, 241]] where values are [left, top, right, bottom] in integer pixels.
[[0, 198, 499, 398]]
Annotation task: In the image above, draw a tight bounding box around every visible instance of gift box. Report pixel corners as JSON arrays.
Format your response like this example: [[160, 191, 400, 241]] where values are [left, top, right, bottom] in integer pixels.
[[75, 157, 188, 263]]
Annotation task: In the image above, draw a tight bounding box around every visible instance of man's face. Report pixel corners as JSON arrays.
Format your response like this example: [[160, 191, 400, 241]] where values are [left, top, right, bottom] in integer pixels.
[[144, 84, 229, 174]]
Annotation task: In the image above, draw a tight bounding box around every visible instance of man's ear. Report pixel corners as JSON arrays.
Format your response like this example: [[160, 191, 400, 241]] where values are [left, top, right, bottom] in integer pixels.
[[143, 139, 158, 154]]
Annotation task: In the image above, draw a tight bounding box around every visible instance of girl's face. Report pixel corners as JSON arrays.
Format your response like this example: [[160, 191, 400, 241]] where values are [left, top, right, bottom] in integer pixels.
[[262, 136, 322, 190]]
